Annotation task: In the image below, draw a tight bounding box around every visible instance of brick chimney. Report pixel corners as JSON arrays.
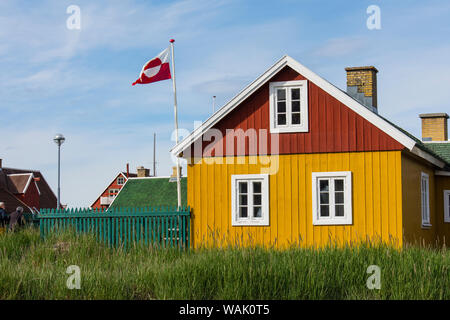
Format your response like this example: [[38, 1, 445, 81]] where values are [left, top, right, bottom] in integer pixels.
[[345, 66, 378, 112], [169, 166, 182, 182], [136, 166, 150, 177], [419, 113, 449, 141]]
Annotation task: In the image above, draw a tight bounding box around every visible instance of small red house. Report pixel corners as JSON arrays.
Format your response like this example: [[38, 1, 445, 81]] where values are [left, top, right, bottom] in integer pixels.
[[90, 164, 139, 209], [0, 159, 58, 213]]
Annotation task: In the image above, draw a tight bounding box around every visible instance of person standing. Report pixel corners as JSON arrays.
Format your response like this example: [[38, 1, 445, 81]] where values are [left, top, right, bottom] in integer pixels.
[[9, 206, 24, 232], [0, 202, 8, 229]]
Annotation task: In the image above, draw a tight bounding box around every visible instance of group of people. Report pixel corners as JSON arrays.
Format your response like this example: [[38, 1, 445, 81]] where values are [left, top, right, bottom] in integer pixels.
[[0, 202, 24, 232]]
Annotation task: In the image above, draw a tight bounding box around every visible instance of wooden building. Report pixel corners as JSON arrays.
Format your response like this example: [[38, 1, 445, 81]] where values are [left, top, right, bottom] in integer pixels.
[[171, 55, 450, 248]]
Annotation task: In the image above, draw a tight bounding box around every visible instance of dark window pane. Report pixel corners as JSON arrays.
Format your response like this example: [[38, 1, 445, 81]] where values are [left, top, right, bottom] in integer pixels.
[[239, 182, 247, 193], [320, 205, 329, 217], [292, 113, 300, 124], [292, 101, 300, 112], [320, 192, 329, 204], [277, 114, 286, 125], [335, 204, 345, 217], [253, 182, 261, 193], [253, 195, 262, 206], [277, 89, 286, 101], [277, 101, 286, 113], [319, 180, 329, 192], [253, 207, 262, 218], [291, 88, 300, 100], [335, 192, 344, 204], [239, 195, 248, 205], [334, 179, 344, 191], [239, 207, 248, 218]]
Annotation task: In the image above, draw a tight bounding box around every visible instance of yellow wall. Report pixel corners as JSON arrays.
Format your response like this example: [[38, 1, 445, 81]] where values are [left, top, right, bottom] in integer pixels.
[[187, 151, 404, 248], [401, 153, 439, 245], [435, 175, 450, 246]]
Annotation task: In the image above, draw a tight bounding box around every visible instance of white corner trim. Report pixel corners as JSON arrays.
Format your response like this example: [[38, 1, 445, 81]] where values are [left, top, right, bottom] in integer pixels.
[[411, 146, 445, 168], [34, 178, 41, 195], [312, 171, 353, 226], [269, 80, 309, 133], [436, 170, 450, 176], [171, 55, 418, 157], [231, 174, 269, 226]]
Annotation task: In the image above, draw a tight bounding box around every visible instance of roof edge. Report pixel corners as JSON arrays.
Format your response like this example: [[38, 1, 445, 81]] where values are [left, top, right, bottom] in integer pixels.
[[171, 55, 420, 161]]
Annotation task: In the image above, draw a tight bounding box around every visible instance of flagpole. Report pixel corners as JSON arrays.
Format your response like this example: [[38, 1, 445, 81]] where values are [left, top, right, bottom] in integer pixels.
[[170, 39, 182, 208]]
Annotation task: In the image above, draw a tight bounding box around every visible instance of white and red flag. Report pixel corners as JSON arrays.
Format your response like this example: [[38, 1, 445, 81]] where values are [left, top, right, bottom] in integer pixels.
[[132, 47, 171, 86]]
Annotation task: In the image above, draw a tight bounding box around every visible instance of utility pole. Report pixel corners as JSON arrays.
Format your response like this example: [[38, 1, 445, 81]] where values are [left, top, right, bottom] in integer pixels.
[[153, 132, 156, 176]]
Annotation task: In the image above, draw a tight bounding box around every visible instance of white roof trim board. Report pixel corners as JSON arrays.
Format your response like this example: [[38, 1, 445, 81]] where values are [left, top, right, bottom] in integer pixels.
[[171, 55, 442, 167]]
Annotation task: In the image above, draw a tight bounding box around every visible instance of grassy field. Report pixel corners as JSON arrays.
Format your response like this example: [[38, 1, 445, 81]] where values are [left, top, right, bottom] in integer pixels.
[[0, 227, 448, 300]]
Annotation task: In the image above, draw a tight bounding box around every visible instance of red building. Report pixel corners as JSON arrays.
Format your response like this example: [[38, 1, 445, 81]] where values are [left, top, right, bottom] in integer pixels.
[[0, 159, 58, 213], [90, 164, 141, 209]]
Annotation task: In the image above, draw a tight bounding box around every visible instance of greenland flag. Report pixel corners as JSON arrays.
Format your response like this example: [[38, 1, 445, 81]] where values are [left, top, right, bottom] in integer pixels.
[[132, 47, 171, 86]]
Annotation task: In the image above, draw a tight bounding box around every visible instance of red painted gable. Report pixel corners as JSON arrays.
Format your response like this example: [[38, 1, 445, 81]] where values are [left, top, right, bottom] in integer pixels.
[[187, 66, 405, 158], [91, 173, 127, 209], [18, 180, 40, 209]]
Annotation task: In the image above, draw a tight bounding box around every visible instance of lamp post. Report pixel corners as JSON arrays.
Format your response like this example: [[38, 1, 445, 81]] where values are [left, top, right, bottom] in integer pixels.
[[53, 133, 65, 210]]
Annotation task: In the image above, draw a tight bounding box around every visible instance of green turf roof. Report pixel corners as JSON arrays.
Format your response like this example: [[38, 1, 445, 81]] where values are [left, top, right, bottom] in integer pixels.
[[109, 177, 187, 209], [375, 113, 450, 167], [422, 143, 450, 164]]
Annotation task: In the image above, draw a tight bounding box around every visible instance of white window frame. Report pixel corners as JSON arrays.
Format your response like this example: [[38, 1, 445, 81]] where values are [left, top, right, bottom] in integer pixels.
[[421, 172, 431, 228], [443, 190, 450, 223], [231, 174, 269, 226], [117, 177, 125, 185], [269, 80, 308, 133], [312, 171, 352, 225], [109, 189, 119, 197]]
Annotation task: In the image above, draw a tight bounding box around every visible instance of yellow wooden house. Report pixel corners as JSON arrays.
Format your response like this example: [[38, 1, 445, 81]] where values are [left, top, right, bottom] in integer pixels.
[[171, 56, 450, 248]]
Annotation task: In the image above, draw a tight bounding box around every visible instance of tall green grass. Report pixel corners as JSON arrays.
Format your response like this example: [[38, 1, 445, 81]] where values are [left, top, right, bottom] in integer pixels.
[[0, 227, 448, 299]]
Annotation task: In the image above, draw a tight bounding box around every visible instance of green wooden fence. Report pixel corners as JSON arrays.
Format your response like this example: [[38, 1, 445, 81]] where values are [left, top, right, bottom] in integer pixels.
[[37, 207, 191, 249]]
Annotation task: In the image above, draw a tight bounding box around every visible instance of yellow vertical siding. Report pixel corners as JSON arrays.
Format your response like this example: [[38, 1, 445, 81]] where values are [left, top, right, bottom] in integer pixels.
[[187, 151, 404, 248]]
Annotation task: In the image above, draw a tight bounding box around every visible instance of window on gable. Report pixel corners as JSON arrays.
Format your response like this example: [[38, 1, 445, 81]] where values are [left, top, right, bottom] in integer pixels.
[[232, 174, 269, 226], [109, 189, 119, 197], [312, 171, 352, 225], [443, 190, 450, 223], [117, 177, 125, 185], [269, 80, 308, 133], [421, 172, 431, 227]]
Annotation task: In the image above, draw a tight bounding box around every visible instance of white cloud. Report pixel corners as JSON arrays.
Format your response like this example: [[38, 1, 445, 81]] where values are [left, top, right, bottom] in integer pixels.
[[313, 37, 367, 57]]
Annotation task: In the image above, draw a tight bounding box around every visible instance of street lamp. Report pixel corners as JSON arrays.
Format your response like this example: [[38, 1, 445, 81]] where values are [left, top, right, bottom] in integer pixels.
[[53, 133, 65, 210]]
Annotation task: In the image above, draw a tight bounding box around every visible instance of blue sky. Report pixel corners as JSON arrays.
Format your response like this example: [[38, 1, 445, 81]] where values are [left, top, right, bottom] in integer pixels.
[[1, 0, 449, 207]]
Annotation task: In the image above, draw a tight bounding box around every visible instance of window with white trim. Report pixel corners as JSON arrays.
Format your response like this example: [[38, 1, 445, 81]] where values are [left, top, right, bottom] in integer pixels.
[[269, 80, 308, 133], [443, 190, 450, 223], [312, 172, 352, 225], [421, 172, 431, 227], [231, 174, 269, 226], [109, 189, 119, 197], [117, 177, 125, 185]]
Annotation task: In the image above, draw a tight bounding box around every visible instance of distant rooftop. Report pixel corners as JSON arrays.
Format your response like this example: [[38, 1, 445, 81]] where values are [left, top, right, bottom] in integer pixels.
[[109, 177, 187, 209]]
